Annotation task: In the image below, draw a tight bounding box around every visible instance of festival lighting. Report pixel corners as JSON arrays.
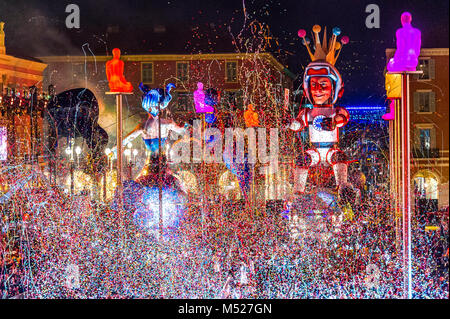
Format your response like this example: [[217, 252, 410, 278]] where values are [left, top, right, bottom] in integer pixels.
[[132, 187, 186, 232]]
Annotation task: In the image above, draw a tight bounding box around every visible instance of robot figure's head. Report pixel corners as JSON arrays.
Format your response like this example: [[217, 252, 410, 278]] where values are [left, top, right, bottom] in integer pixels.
[[303, 61, 343, 105]]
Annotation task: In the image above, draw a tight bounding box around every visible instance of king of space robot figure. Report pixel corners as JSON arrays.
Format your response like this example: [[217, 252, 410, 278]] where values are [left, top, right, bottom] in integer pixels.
[[289, 25, 356, 202]]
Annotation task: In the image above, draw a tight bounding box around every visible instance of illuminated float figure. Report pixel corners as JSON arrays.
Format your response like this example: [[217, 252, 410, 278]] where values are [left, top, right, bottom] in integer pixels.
[[105, 48, 133, 93], [244, 104, 259, 128], [387, 12, 421, 72], [193, 82, 215, 113], [383, 12, 421, 120], [193, 82, 218, 141], [112, 82, 189, 163], [111, 82, 190, 235], [290, 25, 355, 201]]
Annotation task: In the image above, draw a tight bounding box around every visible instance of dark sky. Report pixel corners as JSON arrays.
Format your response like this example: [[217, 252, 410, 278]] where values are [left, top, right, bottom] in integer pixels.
[[1, 0, 448, 105]]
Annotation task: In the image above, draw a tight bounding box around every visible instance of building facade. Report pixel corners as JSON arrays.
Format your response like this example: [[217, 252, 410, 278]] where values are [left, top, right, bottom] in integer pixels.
[[0, 22, 48, 165], [386, 48, 449, 211], [38, 52, 296, 202]]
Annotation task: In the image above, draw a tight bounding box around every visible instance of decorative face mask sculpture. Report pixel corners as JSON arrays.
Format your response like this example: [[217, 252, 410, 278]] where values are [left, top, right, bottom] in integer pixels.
[[309, 77, 333, 105]]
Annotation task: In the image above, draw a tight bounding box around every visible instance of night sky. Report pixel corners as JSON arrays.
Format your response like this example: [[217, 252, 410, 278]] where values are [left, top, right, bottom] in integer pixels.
[[1, 0, 448, 105]]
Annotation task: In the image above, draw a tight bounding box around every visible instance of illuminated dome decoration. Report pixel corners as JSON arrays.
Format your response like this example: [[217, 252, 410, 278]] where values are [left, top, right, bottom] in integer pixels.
[[173, 170, 198, 194], [132, 187, 186, 233], [218, 170, 241, 200]]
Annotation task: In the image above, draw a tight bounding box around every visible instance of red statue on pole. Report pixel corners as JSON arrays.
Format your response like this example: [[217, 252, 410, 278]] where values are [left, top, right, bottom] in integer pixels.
[[106, 48, 133, 93]]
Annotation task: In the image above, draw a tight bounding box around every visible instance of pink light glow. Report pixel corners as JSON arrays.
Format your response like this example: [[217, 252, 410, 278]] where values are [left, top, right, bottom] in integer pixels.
[[382, 100, 396, 121]]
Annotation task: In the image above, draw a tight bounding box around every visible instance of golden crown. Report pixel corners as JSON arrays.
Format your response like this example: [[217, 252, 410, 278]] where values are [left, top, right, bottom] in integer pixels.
[[297, 25, 349, 65]]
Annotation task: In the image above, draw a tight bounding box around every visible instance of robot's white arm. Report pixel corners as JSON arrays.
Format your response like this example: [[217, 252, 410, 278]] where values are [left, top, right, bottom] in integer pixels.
[[168, 122, 190, 135], [110, 128, 143, 157], [288, 121, 302, 131], [287, 108, 308, 132], [123, 129, 143, 146]]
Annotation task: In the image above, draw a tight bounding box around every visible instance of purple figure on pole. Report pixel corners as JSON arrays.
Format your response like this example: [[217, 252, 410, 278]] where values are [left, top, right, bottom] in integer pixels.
[[193, 82, 214, 113], [387, 12, 421, 72]]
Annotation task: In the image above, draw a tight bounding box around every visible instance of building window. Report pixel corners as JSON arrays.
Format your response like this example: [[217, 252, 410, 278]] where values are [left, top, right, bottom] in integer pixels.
[[414, 175, 438, 200], [176, 62, 189, 82], [176, 92, 192, 112], [0, 126, 7, 161], [418, 59, 430, 79], [141, 63, 153, 83], [417, 58, 435, 80], [414, 125, 437, 157], [225, 61, 238, 83], [419, 129, 431, 150], [72, 63, 84, 80], [222, 90, 243, 111], [414, 91, 436, 113], [419, 92, 430, 112]]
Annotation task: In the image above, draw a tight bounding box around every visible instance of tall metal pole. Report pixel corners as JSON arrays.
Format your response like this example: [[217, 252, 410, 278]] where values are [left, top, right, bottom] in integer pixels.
[[158, 103, 163, 240], [116, 94, 123, 190], [103, 169, 107, 202], [202, 114, 206, 238], [401, 73, 412, 299], [70, 161, 74, 195]]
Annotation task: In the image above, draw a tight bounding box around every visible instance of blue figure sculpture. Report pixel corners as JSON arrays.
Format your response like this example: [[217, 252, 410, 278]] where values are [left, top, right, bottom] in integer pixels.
[[111, 83, 188, 159], [204, 88, 218, 124], [139, 83, 176, 117]]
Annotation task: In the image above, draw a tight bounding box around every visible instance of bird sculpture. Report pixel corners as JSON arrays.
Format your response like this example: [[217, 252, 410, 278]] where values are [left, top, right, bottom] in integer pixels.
[[139, 83, 176, 117]]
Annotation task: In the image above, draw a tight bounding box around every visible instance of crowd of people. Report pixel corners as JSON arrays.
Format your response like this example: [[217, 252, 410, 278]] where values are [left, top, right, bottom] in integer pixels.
[[0, 177, 448, 299]]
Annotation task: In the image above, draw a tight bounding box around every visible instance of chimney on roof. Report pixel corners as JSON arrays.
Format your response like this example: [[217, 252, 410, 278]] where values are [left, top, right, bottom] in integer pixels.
[[0, 22, 5, 54]]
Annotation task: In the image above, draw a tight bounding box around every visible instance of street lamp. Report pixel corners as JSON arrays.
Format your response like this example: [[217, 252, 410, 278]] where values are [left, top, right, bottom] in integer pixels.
[[65, 139, 75, 195], [102, 147, 113, 202], [75, 146, 81, 166], [124, 143, 133, 180], [133, 149, 138, 163]]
